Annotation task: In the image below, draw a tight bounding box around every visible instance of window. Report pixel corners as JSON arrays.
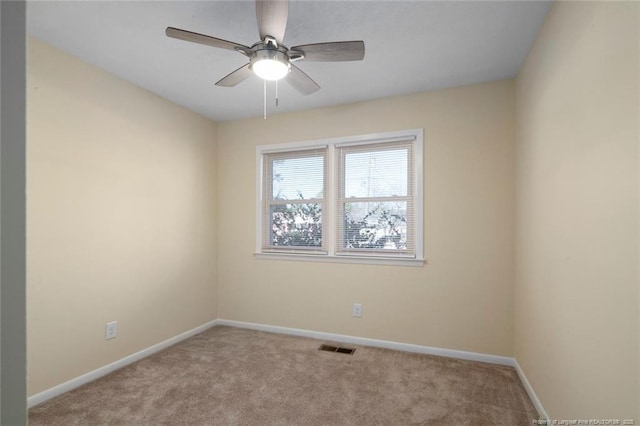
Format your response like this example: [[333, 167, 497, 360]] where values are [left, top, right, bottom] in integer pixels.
[[336, 141, 414, 256], [256, 129, 423, 266], [261, 148, 327, 253]]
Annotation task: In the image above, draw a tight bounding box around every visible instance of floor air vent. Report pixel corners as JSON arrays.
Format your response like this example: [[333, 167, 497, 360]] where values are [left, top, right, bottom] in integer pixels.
[[318, 344, 356, 355]]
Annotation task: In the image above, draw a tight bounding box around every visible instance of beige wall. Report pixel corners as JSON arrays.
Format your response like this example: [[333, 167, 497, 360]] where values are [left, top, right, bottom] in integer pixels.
[[515, 1, 639, 419], [217, 80, 516, 357], [27, 38, 218, 395]]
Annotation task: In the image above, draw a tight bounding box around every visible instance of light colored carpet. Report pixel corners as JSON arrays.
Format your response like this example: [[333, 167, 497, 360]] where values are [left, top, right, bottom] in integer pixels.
[[30, 326, 539, 425]]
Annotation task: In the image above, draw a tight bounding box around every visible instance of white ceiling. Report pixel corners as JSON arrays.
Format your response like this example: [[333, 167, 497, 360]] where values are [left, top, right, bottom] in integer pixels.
[[27, 0, 552, 122]]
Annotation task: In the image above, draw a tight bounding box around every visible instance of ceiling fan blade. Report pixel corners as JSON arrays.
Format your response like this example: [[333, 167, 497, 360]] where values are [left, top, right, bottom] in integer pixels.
[[291, 41, 365, 62], [166, 27, 251, 55], [215, 63, 253, 87], [256, 0, 289, 43], [287, 65, 320, 95]]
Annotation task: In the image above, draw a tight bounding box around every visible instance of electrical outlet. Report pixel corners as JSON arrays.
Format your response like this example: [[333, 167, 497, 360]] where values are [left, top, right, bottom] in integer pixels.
[[105, 321, 118, 340], [353, 303, 362, 318]]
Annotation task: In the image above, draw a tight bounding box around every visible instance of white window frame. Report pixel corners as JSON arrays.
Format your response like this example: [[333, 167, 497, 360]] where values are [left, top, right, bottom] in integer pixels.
[[255, 129, 424, 267]]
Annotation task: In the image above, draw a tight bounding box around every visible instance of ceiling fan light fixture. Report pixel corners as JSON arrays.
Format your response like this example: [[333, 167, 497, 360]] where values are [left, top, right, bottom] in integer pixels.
[[251, 49, 290, 81], [253, 59, 289, 80]]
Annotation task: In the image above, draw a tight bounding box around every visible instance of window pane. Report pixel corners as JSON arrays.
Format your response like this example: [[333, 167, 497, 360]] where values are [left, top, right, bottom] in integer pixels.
[[270, 203, 322, 248], [272, 155, 324, 200], [344, 148, 408, 198], [342, 201, 407, 250]]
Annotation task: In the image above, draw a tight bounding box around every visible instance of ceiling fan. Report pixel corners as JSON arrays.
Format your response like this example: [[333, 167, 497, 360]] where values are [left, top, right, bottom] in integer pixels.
[[166, 0, 365, 95]]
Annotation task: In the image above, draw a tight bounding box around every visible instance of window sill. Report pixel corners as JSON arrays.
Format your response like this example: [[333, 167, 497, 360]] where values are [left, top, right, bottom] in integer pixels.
[[254, 252, 426, 267]]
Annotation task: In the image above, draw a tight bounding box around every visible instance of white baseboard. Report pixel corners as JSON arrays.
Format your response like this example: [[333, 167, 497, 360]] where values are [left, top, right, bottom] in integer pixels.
[[215, 319, 514, 366], [27, 319, 218, 408], [513, 358, 549, 421]]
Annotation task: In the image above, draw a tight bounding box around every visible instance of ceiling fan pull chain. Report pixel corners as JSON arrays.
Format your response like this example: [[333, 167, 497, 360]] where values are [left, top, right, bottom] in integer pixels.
[[263, 79, 267, 120], [275, 79, 279, 107]]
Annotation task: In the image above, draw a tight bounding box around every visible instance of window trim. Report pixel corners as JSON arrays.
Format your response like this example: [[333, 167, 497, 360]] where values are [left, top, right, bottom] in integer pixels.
[[255, 129, 424, 267]]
